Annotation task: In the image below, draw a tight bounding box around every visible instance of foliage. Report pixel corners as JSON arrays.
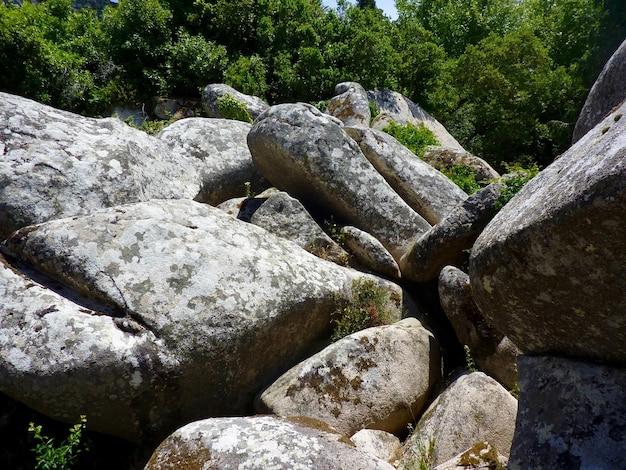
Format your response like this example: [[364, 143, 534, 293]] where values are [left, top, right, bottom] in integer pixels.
[[403, 436, 436, 470], [382, 121, 440, 159], [217, 93, 253, 123], [331, 278, 398, 341], [440, 165, 481, 195], [495, 162, 540, 209], [28, 415, 89, 470], [464, 344, 478, 372]]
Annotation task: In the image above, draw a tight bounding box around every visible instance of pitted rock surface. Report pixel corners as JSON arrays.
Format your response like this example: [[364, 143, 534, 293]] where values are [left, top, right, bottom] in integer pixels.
[[345, 126, 467, 225], [0, 92, 199, 240], [156, 117, 268, 205], [247, 103, 430, 261], [145, 415, 395, 469], [470, 101, 626, 365], [399, 371, 517, 468], [256, 318, 440, 436], [0, 199, 401, 443]]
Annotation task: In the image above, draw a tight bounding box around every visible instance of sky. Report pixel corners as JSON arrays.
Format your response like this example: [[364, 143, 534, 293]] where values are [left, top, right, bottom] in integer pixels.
[[321, 0, 398, 20]]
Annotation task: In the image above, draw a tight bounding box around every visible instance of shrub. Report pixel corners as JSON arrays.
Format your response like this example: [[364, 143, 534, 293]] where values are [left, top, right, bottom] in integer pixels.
[[28, 415, 89, 470], [331, 278, 399, 341], [217, 93, 253, 123], [495, 162, 539, 209], [382, 120, 440, 158], [440, 165, 481, 194]]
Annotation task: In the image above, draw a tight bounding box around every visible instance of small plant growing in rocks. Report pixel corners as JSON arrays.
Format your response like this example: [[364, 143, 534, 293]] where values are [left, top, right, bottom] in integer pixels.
[[440, 165, 481, 194], [28, 415, 89, 470], [495, 163, 539, 209], [331, 278, 399, 341], [382, 120, 440, 159], [217, 93, 253, 123]]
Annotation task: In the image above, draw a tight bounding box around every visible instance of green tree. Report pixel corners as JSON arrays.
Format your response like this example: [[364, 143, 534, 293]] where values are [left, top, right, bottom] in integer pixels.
[[357, 0, 377, 9]]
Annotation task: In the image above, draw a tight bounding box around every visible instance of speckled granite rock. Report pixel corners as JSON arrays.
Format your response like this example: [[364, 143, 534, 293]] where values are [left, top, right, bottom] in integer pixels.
[[256, 318, 440, 437], [156, 117, 268, 205], [145, 415, 395, 469], [0, 199, 403, 443], [422, 146, 500, 183], [201, 83, 269, 120], [470, 100, 626, 365], [341, 226, 400, 279], [0, 92, 199, 240], [247, 103, 430, 261], [327, 82, 371, 128]]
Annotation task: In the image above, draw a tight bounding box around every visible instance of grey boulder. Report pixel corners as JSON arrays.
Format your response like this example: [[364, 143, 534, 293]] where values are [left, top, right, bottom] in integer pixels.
[[327, 81, 371, 128], [201, 83, 269, 120], [422, 146, 500, 183], [341, 225, 400, 279]]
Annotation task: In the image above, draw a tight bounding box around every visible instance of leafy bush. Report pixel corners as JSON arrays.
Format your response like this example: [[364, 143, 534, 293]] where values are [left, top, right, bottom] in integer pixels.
[[440, 165, 481, 194], [495, 163, 539, 209], [217, 93, 253, 123], [331, 278, 399, 341], [382, 121, 440, 158], [28, 415, 88, 470]]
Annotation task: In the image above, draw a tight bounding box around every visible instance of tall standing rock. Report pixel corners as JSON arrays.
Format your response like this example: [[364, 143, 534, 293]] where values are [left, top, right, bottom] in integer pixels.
[[327, 82, 371, 128], [247, 103, 431, 261], [469, 101, 626, 365]]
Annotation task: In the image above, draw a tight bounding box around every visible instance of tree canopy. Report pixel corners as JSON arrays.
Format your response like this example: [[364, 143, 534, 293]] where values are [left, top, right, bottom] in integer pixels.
[[0, 0, 623, 170]]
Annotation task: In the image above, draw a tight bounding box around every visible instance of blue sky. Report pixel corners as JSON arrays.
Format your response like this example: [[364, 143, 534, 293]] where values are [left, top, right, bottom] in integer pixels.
[[321, 0, 398, 20]]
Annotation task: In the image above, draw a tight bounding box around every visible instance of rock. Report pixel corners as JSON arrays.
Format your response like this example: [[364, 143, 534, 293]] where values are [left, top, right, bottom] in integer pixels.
[[469, 100, 626, 365], [256, 318, 440, 437], [509, 356, 626, 469], [368, 89, 464, 151], [399, 183, 504, 282], [399, 372, 517, 468], [422, 146, 500, 183], [156, 117, 268, 205], [145, 415, 395, 470], [434, 441, 507, 470], [345, 126, 467, 225], [247, 103, 431, 261], [341, 226, 400, 279], [0, 92, 199, 241], [249, 190, 350, 265], [201, 83, 269, 120], [327, 82, 371, 127], [152, 97, 201, 121], [573, 38, 626, 143], [0, 199, 400, 444], [350, 429, 402, 464], [438, 266, 519, 390]]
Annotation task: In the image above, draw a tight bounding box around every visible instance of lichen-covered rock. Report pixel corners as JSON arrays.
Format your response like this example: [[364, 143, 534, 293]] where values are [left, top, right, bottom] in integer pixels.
[[350, 429, 402, 464], [249, 190, 350, 265], [156, 117, 268, 205], [509, 356, 626, 469], [145, 415, 395, 470], [0, 199, 401, 444], [201, 83, 269, 120], [367, 89, 464, 151], [341, 226, 400, 279], [0, 92, 200, 240], [327, 82, 371, 128], [399, 372, 517, 468], [400, 182, 504, 282], [469, 100, 626, 365], [438, 266, 519, 390], [573, 38, 626, 143], [422, 146, 500, 183], [434, 442, 507, 470], [247, 103, 430, 261], [345, 126, 467, 225], [256, 318, 440, 437]]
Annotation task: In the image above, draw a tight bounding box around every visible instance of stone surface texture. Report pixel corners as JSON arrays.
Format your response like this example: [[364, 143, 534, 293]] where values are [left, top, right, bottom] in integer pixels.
[[422, 146, 500, 182], [201, 83, 269, 120], [145, 415, 395, 470], [341, 225, 400, 279], [327, 82, 371, 128], [470, 101, 626, 365], [350, 429, 402, 464], [256, 318, 440, 437]]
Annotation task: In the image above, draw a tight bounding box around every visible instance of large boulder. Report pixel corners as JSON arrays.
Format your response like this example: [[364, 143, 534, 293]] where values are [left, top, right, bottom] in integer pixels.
[[345, 126, 467, 225], [400, 183, 504, 282], [469, 100, 626, 365], [256, 318, 440, 437], [398, 372, 517, 468], [247, 103, 431, 261], [573, 38, 626, 143], [327, 82, 371, 128], [422, 146, 500, 183], [0, 92, 199, 240], [509, 356, 626, 469], [0, 199, 402, 444], [201, 83, 269, 120], [156, 117, 268, 205], [145, 415, 395, 469], [341, 225, 400, 279], [367, 89, 464, 151]]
